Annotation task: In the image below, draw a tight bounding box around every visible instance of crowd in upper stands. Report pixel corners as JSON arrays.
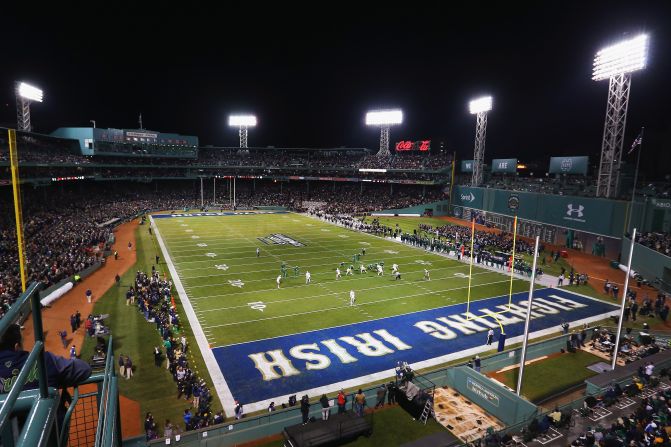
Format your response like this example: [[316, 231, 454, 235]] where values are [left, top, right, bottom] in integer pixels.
[[0, 186, 196, 319], [0, 133, 452, 174], [636, 232, 671, 258], [479, 175, 597, 197]]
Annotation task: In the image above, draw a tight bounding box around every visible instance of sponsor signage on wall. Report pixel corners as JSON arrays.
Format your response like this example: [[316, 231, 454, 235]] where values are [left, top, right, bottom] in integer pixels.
[[652, 199, 671, 209], [451, 187, 484, 209]]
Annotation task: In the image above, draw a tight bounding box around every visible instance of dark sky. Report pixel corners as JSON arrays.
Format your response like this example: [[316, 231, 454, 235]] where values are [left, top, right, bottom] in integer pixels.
[[1, 3, 670, 177]]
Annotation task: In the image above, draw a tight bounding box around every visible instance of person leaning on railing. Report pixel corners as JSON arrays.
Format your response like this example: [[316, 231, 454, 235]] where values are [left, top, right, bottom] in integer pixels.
[[0, 323, 92, 424]]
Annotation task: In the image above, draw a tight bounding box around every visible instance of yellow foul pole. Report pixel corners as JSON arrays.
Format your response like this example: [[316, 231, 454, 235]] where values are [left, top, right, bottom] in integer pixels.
[[8, 129, 27, 292]]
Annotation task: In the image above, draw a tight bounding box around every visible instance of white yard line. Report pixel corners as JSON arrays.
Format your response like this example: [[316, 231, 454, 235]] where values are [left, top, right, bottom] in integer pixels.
[[201, 278, 512, 331], [179, 253, 457, 279], [190, 266, 504, 300], [194, 270, 497, 314], [150, 216, 237, 416], [185, 263, 491, 290], [174, 249, 440, 272]]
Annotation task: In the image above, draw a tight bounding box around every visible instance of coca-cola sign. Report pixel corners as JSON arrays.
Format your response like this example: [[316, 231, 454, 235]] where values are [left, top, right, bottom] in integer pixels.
[[395, 140, 431, 152]]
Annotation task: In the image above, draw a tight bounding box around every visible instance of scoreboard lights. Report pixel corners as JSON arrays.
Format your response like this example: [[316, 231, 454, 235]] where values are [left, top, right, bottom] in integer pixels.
[[395, 140, 431, 152]]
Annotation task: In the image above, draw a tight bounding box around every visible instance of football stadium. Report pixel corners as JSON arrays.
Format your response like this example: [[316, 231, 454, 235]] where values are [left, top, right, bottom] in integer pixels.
[[2, 6, 671, 447]]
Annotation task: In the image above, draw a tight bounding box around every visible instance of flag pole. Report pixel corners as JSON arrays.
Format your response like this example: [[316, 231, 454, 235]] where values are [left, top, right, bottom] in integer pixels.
[[612, 228, 637, 370], [516, 236, 540, 396], [626, 127, 644, 233]]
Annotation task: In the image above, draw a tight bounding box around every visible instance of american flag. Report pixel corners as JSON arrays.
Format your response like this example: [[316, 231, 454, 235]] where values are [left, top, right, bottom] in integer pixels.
[[628, 132, 643, 154]]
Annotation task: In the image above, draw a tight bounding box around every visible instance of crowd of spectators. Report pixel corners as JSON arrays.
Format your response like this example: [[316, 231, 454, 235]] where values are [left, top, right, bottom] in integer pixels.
[[0, 133, 84, 164], [0, 185, 199, 320], [132, 271, 222, 440], [417, 222, 535, 255], [309, 212, 540, 268], [636, 232, 671, 258], [478, 175, 597, 197], [1, 135, 452, 172]]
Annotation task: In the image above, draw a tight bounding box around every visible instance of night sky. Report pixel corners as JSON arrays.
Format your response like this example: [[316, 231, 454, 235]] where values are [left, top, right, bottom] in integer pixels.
[[1, 3, 670, 178]]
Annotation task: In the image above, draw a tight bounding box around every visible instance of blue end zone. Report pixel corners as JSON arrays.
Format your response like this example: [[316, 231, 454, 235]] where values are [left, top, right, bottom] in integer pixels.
[[152, 211, 289, 218], [212, 288, 617, 405]]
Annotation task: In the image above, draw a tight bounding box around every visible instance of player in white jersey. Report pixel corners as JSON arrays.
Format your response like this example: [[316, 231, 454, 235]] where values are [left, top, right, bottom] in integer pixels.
[[276, 275, 282, 288], [377, 264, 384, 276], [305, 271, 311, 284], [392, 263, 399, 274], [424, 269, 430, 280], [349, 290, 356, 306], [256, 247, 260, 257], [346, 266, 353, 276], [336, 268, 341, 280], [360, 264, 366, 274]]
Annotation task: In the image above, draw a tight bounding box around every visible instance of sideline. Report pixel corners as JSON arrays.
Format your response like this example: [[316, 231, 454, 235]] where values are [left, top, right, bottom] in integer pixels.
[[150, 215, 236, 416]]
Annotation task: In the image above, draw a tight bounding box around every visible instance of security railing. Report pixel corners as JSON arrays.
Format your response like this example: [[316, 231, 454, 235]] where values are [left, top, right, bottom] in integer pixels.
[[0, 282, 121, 447], [0, 282, 61, 447]]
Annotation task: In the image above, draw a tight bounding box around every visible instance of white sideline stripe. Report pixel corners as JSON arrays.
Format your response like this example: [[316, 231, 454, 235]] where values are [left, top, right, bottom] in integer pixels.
[[195, 270, 496, 314], [201, 278, 512, 330], [151, 216, 236, 416]]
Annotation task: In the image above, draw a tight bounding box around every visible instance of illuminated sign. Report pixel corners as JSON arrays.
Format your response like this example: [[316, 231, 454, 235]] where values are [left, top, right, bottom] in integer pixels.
[[395, 140, 431, 152], [491, 158, 517, 173], [126, 131, 158, 139], [51, 176, 86, 182]]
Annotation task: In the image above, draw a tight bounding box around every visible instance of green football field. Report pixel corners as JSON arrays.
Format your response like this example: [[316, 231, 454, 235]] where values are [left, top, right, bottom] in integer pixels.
[[151, 211, 530, 348]]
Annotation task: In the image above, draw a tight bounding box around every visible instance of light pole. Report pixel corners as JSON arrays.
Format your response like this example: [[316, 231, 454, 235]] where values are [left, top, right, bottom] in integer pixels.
[[365, 109, 403, 157], [468, 96, 492, 187], [593, 34, 649, 198], [15, 82, 43, 132], [228, 114, 257, 148]]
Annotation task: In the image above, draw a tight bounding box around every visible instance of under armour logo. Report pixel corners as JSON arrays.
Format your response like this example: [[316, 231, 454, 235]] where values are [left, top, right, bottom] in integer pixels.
[[566, 204, 584, 217]]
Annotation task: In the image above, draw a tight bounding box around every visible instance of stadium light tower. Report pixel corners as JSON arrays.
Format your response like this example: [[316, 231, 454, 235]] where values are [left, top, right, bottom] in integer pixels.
[[593, 34, 649, 198], [365, 109, 403, 157], [228, 114, 257, 148], [468, 96, 492, 187], [15, 82, 43, 132]]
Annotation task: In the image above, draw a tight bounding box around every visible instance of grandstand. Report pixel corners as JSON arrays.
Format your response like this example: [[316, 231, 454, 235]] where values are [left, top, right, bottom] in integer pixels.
[[3, 125, 671, 447], [2, 14, 671, 444]]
